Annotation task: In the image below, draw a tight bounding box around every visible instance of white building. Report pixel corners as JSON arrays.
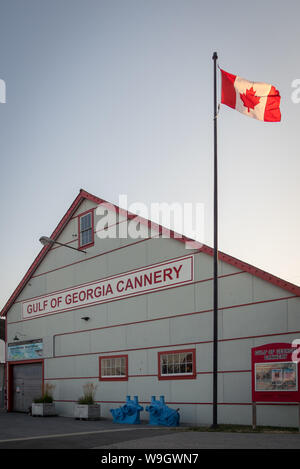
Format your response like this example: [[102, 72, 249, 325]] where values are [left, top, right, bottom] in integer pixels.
[[2, 189, 300, 426]]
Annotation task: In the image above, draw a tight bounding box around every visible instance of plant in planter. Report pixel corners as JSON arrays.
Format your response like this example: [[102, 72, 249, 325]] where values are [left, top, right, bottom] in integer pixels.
[[31, 383, 57, 417], [74, 382, 100, 420]]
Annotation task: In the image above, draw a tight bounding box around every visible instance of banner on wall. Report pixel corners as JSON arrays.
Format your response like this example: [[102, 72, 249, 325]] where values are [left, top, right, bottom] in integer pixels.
[[21, 255, 194, 320]]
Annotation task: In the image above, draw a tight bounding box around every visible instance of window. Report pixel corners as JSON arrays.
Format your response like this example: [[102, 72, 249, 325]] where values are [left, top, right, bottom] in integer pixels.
[[99, 355, 128, 381], [158, 349, 196, 380], [78, 210, 94, 248]]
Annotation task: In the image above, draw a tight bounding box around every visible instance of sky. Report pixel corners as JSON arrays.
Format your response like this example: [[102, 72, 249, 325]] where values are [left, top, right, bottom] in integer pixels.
[[0, 0, 300, 328]]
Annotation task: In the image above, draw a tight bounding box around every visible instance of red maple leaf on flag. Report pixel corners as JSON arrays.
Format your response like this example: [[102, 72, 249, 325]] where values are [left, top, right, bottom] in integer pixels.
[[240, 87, 260, 112]]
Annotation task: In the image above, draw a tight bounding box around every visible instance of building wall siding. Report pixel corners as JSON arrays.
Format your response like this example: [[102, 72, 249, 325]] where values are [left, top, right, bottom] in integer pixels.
[[5, 201, 300, 426]]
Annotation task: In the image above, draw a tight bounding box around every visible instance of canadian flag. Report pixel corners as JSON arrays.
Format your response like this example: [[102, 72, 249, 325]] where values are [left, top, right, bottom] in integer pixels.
[[221, 69, 281, 122]]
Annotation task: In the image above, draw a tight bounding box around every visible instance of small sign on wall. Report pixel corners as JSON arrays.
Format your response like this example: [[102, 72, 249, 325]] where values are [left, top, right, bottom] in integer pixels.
[[7, 339, 43, 361], [251, 343, 300, 403]]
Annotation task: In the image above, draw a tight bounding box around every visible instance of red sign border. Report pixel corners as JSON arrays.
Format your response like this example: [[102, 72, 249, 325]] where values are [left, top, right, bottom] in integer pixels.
[[251, 342, 300, 403]]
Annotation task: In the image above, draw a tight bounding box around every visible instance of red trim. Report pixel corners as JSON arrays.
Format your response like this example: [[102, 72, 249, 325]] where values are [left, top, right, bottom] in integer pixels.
[[7, 359, 44, 412], [94, 219, 128, 236], [50, 219, 126, 252], [50, 220, 125, 251], [45, 376, 98, 380], [44, 369, 250, 381], [49, 327, 300, 361], [78, 208, 95, 250], [197, 369, 251, 375], [2, 188, 300, 318], [13, 252, 229, 306], [158, 348, 196, 380], [47, 294, 296, 346], [51, 399, 300, 407], [19, 255, 193, 321], [31, 236, 156, 280], [8, 292, 296, 329], [251, 343, 300, 403], [99, 354, 128, 381], [1, 190, 89, 317], [199, 247, 300, 297], [71, 205, 97, 221]]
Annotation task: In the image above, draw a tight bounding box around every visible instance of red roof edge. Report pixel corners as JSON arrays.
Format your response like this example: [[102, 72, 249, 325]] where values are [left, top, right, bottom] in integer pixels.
[[199, 245, 300, 297], [1, 190, 88, 317], [1, 189, 299, 317]]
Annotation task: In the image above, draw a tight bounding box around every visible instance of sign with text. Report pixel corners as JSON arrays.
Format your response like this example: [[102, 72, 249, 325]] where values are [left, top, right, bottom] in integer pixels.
[[22, 255, 194, 320], [252, 343, 300, 403], [7, 339, 43, 360]]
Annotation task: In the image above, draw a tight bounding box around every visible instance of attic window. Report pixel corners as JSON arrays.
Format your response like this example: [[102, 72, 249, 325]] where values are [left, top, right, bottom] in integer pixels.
[[78, 210, 94, 249]]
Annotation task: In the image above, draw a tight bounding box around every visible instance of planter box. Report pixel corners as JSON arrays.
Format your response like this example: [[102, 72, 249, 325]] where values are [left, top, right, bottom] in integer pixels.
[[31, 403, 57, 417], [74, 404, 101, 420]]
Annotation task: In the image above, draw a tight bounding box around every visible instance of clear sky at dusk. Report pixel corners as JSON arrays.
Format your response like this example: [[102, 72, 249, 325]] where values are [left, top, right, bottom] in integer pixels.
[[0, 0, 300, 318]]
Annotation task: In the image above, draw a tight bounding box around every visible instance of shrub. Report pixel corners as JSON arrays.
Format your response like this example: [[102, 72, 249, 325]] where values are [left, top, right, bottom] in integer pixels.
[[33, 395, 53, 404], [77, 382, 97, 405], [33, 383, 55, 404]]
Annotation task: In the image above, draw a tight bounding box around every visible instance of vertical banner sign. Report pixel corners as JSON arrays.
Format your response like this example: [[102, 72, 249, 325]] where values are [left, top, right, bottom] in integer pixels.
[[22, 255, 194, 319], [252, 343, 300, 403]]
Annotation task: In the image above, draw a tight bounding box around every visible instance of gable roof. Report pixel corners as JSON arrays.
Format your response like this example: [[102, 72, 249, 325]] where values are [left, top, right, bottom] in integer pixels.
[[1, 188, 300, 317]]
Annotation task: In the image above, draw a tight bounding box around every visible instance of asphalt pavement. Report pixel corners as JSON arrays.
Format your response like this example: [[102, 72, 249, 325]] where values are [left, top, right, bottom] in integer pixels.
[[0, 412, 299, 449]]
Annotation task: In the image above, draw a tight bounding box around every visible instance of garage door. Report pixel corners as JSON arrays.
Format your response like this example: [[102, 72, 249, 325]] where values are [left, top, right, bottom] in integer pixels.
[[12, 363, 42, 412]]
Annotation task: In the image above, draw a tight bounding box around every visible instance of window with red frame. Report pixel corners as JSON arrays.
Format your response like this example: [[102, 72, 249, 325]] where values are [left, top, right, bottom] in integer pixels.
[[158, 349, 196, 380], [78, 210, 94, 248], [99, 355, 128, 381]]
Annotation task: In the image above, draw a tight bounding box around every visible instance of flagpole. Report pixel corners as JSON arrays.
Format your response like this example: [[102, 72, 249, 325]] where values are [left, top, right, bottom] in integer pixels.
[[212, 51, 219, 428]]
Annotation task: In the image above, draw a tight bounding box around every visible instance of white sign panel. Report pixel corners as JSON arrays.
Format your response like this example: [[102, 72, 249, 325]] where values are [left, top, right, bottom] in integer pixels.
[[22, 255, 194, 319]]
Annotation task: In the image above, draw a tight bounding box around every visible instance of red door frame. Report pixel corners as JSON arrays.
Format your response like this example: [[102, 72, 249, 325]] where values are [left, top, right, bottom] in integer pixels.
[[7, 359, 44, 412]]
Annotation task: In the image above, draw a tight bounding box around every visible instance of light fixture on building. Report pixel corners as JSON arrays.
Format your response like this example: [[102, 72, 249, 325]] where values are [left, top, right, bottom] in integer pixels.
[[39, 236, 86, 254], [81, 316, 90, 321], [13, 332, 27, 341]]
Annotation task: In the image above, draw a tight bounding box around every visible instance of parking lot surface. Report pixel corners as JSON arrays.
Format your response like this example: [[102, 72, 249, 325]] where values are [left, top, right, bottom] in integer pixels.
[[0, 412, 300, 449]]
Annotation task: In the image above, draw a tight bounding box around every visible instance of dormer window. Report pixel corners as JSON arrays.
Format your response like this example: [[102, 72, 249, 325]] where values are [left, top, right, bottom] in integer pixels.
[[78, 210, 94, 249]]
